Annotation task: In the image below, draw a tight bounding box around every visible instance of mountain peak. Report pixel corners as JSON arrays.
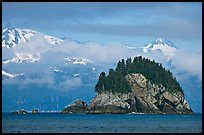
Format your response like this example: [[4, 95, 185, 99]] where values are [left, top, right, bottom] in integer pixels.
[[2, 23, 16, 33], [152, 38, 177, 48], [155, 38, 163, 43], [2, 24, 21, 48], [143, 38, 177, 61], [2, 25, 65, 48]]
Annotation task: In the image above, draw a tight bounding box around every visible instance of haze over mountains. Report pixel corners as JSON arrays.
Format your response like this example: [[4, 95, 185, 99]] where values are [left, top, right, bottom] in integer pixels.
[[2, 24, 202, 113]]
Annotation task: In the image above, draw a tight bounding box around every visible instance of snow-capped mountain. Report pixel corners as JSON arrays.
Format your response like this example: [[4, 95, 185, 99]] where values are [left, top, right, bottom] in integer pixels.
[[143, 38, 177, 61], [126, 38, 177, 61], [2, 24, 64, 48]]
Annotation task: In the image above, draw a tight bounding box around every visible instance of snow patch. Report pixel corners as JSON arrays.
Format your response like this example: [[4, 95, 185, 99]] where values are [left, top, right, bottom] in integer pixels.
[[64, 57, 93, 65], [2, 70, 23, 78], [2, 25, 63, 48], [142, 38, 177, 61], [49, 66, 64, 73], [73, 73, 80, 77], [6, 53, 40, 64], [44, 35, 63, 45]]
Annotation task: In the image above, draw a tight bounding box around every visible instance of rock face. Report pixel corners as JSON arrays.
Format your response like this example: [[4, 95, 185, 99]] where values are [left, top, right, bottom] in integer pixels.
[[62, 99, 88, 113], [62, 73, 193, 114], [86, 73, 193, 114], [126, 74, 192, 114], [87, 92, 131, 113]]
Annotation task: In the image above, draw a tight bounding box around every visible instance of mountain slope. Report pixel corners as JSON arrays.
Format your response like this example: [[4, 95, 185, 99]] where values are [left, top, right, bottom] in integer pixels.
[[2, 24, 64, 48], [143, 38, 177, 61], [126, 38, 177, 61]]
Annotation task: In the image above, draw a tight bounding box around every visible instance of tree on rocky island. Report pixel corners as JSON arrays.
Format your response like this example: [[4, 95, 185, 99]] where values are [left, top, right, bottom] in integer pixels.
[[95, 56, 183, 95], [95, 72, 107, 93]]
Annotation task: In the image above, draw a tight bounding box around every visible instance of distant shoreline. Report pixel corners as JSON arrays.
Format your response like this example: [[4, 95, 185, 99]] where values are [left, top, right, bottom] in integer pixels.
[[2, 112, 202, 115]]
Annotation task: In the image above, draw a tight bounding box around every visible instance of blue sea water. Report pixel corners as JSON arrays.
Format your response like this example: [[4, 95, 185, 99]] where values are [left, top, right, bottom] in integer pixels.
[[2, 113, 202, 133]]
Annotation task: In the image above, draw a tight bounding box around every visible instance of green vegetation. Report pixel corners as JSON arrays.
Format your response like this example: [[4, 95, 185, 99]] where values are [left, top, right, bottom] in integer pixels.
[[95, 56, 183, 95]]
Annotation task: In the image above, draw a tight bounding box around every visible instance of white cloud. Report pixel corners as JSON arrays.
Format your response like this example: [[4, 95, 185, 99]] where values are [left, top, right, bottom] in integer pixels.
[[171, 49, 202, 80], [3, 33, 202, 85], [57, 78, 82, 91], [7, 36, 136, 65], [70, 42, 136, 63]]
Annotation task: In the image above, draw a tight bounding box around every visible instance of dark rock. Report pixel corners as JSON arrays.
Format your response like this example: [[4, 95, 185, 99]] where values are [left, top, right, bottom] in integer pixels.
[[11, 109, 28, 114], [87, 105, 130, 114], [62, 99, 87, 113]]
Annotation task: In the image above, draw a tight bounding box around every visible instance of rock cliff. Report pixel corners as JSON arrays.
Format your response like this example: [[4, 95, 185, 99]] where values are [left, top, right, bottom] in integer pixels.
[[125, 74, 192, 114], [62, 99, 88, 113], [87, 92, 131, 113], [63, 73, 193, 114]]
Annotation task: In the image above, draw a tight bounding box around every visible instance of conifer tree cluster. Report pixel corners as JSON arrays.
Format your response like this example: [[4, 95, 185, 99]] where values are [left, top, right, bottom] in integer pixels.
[[95, 56, 183, 94]]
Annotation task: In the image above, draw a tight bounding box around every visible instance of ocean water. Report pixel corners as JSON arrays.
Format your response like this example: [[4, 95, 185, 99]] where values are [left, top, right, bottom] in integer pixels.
[[2, 113, 202, 133]]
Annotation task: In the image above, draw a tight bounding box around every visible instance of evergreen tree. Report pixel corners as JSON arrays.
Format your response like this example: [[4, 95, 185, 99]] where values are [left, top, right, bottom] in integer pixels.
[[95, 72, 106, 93], [106, 69, 116, 92], [95, 56, 183, 95], [126, 57, 132, 73]]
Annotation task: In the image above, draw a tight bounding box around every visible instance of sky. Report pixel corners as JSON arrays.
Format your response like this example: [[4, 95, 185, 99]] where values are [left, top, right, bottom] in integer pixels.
[[2, 2, 202, 51]]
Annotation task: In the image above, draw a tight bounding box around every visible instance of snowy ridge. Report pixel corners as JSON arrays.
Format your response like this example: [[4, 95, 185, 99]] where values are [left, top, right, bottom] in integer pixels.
[[2, 24, 38, 48], [16, 28, 37, 42], [44, 35, 63, 45], [2, 53, 41, 64], [2, 70, 23, 78], [64, 57, 93, 65], [2, 24, 64, 48], [142, 38, 177, 61]]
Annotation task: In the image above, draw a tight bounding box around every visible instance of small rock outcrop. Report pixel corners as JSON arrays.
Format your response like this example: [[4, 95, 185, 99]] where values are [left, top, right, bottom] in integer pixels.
[[62, 99, 88, 113], [11, 109, 28, 114], [32, 109, 39, 114]]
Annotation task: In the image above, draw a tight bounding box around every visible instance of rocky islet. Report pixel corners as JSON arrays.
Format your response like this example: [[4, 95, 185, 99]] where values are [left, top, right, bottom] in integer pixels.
[[63, 73, 193, 114]]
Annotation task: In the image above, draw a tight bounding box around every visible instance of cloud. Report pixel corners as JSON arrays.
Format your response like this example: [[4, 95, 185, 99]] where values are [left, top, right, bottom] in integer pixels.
[[3, 2, 201, 23], [2, 74, 54, 87], [65, 19, 201, 40], [3, 2, 201, 41], [57, 78, 82, 91], [22, 76, 54, 86], [171, 49, 202, 80], [10, 36, 136, 65], [67, 42, 136, 63], [3, 29, 202, 87]]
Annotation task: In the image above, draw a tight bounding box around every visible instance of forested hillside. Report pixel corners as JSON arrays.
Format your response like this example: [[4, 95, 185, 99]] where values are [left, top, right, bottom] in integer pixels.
[[95, 56, 183, 95]]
